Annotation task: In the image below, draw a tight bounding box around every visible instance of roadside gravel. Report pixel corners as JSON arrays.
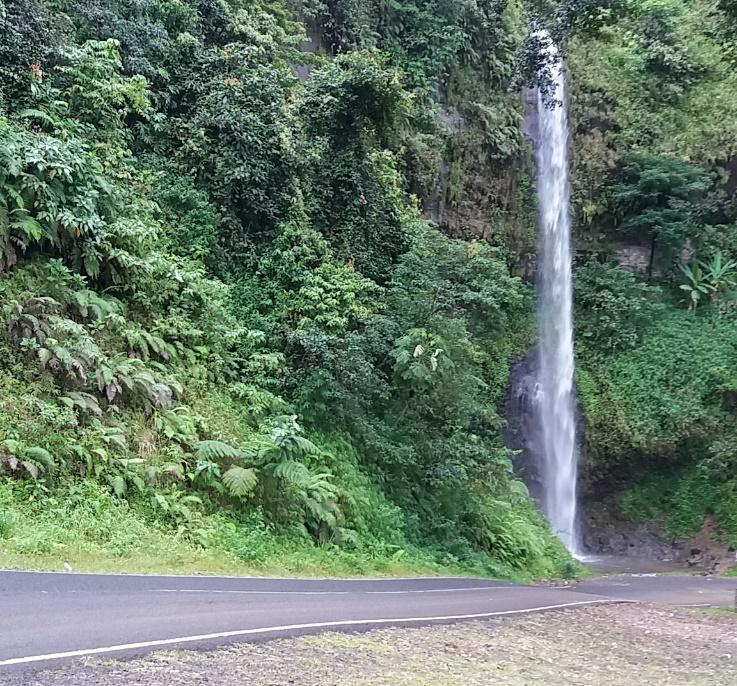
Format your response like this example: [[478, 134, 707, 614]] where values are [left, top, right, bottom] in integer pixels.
[[8, 604, 737, 686]]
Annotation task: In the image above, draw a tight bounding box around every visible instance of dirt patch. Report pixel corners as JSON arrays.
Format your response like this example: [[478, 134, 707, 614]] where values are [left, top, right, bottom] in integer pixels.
[[8, 604, 737, 686]]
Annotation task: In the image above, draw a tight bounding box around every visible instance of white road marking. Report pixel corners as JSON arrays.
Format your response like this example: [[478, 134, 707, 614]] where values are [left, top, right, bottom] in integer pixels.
[[0, 599, 629, 667], [150, 586, 514, 596], [0, 569, 484, 582]]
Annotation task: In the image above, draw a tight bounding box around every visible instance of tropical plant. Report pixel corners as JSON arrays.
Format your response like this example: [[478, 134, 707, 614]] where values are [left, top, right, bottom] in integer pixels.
[[679, 251, 737, 309], [679, 261, 714, 310], [575, 260, 664, 352], [703, 251, 737, 297], [0, 440, 55, 479]]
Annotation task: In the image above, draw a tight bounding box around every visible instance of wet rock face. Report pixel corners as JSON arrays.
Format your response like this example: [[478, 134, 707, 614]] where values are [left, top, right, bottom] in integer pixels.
[[505, 348, 586, 514], [612, 242, 651, 273], [581, 517, 675, 561], [582, 511, 735, 572], [505, 349, 545, 505]]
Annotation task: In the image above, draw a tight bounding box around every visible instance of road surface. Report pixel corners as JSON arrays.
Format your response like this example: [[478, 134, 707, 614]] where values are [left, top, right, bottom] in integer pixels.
[[0, 570, 734, 675]]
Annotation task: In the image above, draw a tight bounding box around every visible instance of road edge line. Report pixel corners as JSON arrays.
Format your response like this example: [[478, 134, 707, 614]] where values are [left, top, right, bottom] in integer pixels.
[[0, 598, 634, 667]]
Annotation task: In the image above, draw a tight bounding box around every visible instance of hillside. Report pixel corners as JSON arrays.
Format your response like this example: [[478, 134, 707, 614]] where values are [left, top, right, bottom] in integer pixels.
[[0, 0, 736, 578]]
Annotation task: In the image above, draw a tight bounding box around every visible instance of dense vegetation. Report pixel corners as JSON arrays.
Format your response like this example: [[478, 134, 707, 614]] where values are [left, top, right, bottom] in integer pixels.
[[568, 0, 737, 548], [0, 0, 574, 578], [0, 0, 735, 578]]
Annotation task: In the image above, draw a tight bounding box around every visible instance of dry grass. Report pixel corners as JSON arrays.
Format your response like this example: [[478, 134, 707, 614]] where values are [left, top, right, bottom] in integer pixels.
[[10, 604, 737, 686]]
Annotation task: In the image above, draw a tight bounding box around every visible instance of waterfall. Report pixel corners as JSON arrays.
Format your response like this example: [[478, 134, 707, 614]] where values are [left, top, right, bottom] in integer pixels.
[[531, 36, 580, 555]]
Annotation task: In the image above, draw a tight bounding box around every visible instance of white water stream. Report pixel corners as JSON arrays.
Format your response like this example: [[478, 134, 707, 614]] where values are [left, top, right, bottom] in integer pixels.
[[532, 37, 580, 554]]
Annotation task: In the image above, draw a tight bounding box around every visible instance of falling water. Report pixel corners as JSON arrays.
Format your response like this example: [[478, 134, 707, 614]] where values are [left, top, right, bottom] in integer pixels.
[[532, 36, 580, 554]]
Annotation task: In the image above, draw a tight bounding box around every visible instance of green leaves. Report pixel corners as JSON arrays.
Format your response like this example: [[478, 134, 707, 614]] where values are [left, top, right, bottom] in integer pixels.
[[610, 153, 711, 275], [391, 328, 453, 390], [679, 251, 737, 310], [575, 260, 664, 353], [301, 51, 410, 149], [0, 440, 55, 480], [222, 466, 259, 498], [195, 440, 242, 462]]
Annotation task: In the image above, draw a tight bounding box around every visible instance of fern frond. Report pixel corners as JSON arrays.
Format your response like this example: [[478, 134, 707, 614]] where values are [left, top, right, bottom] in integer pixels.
[[195, 440, 241, 461], [271, 460, 311, 487], [108, 474, 127, 497], [21, 460, 39, 479], [24, 447, 54, 471], [222, 466, 259, 497]]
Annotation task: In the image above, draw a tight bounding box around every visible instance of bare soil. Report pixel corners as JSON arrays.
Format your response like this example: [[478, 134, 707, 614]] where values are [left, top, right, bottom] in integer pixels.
[[9, 604, 737, 686]]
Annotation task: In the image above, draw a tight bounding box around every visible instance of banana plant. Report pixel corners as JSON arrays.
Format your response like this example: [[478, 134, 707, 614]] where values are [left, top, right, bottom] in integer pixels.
[[680, 251, 737, 310], [679, 261, 715, 310], [704, 251, 737, 297]]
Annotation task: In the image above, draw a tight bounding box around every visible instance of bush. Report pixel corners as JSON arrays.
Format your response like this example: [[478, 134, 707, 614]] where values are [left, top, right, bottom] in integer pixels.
[[575, 259, 664, 354]]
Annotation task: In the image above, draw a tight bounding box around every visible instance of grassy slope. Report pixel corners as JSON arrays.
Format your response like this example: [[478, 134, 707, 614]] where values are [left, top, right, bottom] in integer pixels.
[[0, 479, 475, 578]]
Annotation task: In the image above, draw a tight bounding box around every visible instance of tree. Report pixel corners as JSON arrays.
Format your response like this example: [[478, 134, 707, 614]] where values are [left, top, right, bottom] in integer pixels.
[[299, 52, 412, 282], [574, 259, 663, 352], [611, 153, 710, 278]]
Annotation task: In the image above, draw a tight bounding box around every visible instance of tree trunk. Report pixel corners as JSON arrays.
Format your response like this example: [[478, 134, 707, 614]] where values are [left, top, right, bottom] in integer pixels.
[[647, 235, 656, 280]]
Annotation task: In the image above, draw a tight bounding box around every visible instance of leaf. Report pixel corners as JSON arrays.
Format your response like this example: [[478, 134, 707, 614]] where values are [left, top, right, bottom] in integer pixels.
[[222, 466, 259, 497], [109, 475, 127, 497], [25, 447, 54, 471], [271, 460, 311, 487], [37, 348, 53, 368], [195, 440, 242, 461], [21, 461, 39, 479], [15, 216, 45, 241], [2, 439, 21, 455]]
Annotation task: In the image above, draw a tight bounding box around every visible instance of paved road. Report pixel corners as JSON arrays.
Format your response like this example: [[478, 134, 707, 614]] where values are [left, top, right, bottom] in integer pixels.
[[574, 572, 737, 606], [0, 570, 734, 675]]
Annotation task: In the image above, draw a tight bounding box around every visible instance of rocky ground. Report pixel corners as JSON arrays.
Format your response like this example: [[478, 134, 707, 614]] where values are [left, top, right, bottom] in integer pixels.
[[8, 604, 737, 686]]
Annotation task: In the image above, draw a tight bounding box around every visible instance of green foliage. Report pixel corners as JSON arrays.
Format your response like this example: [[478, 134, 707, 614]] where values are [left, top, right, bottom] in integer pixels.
[[160, 38, 297, 240], [615, 459, 737, 547], [563, 0, 737, 546], [302, 0, 518, 89], [678, 251, 737, 309], [1, 439, 55, 479], [0, 0, 576, 580], [222, 466, 259, 498], [637, 2, 707, 102], [195, 440, 242, 462], [574, 259, 664, 353], [580, 310, 737, 476], [611, 153, 710, 274], [300, 53, 412, 281], [301, 51, 410, 148], [0, 0, 60, 102], [554, 0, 627, 39]]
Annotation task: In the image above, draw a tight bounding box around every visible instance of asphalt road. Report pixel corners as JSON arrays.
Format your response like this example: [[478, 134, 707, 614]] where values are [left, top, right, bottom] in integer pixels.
[[0, 569, 735, 675]]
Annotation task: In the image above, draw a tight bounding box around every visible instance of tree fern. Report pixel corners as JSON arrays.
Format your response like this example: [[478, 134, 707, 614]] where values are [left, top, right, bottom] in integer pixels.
[[270, 459, 311, 488], [222, 466, 259, 498], [195, 440, 242, 461]]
